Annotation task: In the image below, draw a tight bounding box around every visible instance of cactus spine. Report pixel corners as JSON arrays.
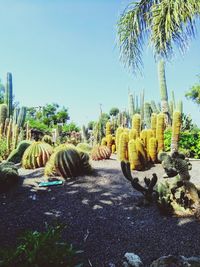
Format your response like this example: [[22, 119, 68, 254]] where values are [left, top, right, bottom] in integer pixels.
[[171, 111, 182, 153]]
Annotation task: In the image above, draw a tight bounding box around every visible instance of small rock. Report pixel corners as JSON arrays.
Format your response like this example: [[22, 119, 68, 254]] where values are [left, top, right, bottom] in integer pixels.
[[123, 253, 143, 267], [108, 263, 116, 267]]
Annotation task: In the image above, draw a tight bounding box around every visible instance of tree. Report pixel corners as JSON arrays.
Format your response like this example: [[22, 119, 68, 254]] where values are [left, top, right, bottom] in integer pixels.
[[109, 107, 119, 117], [185, 84, 200, 106], [117, 0, 200, 72]]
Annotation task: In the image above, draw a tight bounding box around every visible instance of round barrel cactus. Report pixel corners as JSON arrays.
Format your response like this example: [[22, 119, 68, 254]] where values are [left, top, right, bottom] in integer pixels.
[[0, 162, 19, 192], [44, 147, 92, 178], [22, 142, 53, 169], [7, 140, 32, 164], [91, 145, 111, 160]]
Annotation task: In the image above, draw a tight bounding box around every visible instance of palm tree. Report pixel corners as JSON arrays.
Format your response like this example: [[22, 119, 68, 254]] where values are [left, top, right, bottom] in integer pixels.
[[117, 0, 200, 72]]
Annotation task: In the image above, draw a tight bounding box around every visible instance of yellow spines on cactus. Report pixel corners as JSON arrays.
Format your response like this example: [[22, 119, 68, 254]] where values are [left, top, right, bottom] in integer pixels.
[[129, 129, 137, 141], [135, 138, 147, 166], [106, 121, 111, 136], [101, 137, 107, 146], [106, 134, 113, 149], [118, 132, 129, 161], [128, 139, 142, 170], [112, 144, 116, 154], [156, 113, 165, 153], [12, 124, 19, 150], [140, 129, 148, 148], [146, 129, 154, 159], [132, 114, 141, 137], [171, 111, 181, 153], [149, 137, 158, 162], [116, 127, 124, 152], [151, 113, 157, 137]]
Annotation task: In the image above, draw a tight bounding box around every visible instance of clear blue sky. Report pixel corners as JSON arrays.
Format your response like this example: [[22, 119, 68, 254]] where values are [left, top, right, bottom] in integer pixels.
[[0, 0, 199, 127]]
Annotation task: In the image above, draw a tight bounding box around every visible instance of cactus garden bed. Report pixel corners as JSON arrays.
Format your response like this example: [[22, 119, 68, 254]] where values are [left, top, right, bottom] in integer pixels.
[[0, 155, 200, 266]]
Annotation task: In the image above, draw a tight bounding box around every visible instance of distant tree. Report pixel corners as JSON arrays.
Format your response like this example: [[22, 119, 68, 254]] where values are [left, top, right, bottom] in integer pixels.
[[57, 107, 70, 124], [62, 122, 80, 133], [87, 121, 95, 130], [109, 107, 119, 117], [185, 84, 200, 106]]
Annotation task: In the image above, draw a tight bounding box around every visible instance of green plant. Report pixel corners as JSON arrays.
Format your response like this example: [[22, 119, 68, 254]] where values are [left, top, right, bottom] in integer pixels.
[[0, 137, 8, 161], [0, 224, 83, 267], [22, 142, 53, 169], [164, 129, 200, 158], [42, 135, 53, 145], [7, 140, 32, 164], [0, 162, 19, 193]]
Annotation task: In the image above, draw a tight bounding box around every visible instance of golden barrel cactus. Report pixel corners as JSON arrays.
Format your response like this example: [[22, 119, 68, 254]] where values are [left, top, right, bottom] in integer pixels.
[[91, 145, 111, 160]]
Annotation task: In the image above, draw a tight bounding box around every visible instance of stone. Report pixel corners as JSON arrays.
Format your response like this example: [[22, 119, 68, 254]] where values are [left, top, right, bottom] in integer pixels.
[[150, 255, 200, 267], [123, 253, 143, 267]]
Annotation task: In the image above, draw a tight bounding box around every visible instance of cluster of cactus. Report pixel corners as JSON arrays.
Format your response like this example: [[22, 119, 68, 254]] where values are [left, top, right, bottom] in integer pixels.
[[156, 151, 199, 215], [44, 146, 92, 178], [0, 103, 27, 154], [101, 121, 116, 153], [0, 162, 19, 192], [116, 113, 166, 170], [91, 145, 111, 160], [22, 142, 53, 169], [121, 161, 158, 202]]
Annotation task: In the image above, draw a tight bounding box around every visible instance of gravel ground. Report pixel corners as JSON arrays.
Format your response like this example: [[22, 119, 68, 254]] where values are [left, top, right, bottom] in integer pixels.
[[0, 156, 200, 266]]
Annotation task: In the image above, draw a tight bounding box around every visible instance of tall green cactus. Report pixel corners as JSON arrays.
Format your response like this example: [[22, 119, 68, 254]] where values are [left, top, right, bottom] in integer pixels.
[[0, 104, 8, 127], [17, 107, 27, 128], [140, 89, 144, 123], [158, 60, 170, 125], [128, 93, 134, 118], [150, 101, 159, 114], [13, 107, 20, 125], [5, 73, 13, 118], [144, 102, 152, 128]]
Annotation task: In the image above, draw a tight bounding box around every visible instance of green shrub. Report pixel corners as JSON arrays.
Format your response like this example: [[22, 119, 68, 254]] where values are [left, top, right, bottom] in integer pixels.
[[0, 224, 83, 267], [0, 162, 19, 192], [164, 129, 200, 158]]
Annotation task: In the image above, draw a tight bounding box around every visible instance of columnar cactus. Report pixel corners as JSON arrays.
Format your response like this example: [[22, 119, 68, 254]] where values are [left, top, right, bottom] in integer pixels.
[[101, 137, 107, 146], [116, 127, 124, 151], [6, 118, 12, 153], [128, 139, 142, 170], [128, 93, 135, 118], [0, 104, 8, 126], [177, 100, 183, 114], [144, 102, 152, 128], [118, 132, 129, 161], [171, 111, 181, 153], [17, 107, 27, 128], [129, 129, 137, 141], [140, 89, 144, 123], [151, 113, 157, 137], [140, 129, 148, 148], [132, 114, 141, 137], [149, 137, 158, 162], [22, 142, 53, 169], [106, 134, 113, 150], [5, 73, 13, 117], [156, 113, 165, 153], [151, 101, 159, 114], [146, 129, 154, 158], [135, 138, 147, 166], [12, 124, 19, 150], [105, 121, 112, 136]]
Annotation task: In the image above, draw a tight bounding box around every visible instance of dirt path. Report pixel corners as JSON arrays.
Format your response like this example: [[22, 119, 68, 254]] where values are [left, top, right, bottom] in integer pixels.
[[0, 156, 200, 266]]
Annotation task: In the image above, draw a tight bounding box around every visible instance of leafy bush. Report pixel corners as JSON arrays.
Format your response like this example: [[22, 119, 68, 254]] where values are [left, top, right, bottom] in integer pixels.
[[28, 118, 51, 133], [0, 224, 83, 267], [164, 129, 200, 158]]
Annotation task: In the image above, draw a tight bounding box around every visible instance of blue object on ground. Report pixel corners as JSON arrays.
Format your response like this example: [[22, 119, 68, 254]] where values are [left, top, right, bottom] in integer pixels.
[[38, 181, 63, 187]]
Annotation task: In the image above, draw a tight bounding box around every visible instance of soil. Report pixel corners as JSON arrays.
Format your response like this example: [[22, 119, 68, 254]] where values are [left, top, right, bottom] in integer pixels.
[[0, 155, 200, 267]]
